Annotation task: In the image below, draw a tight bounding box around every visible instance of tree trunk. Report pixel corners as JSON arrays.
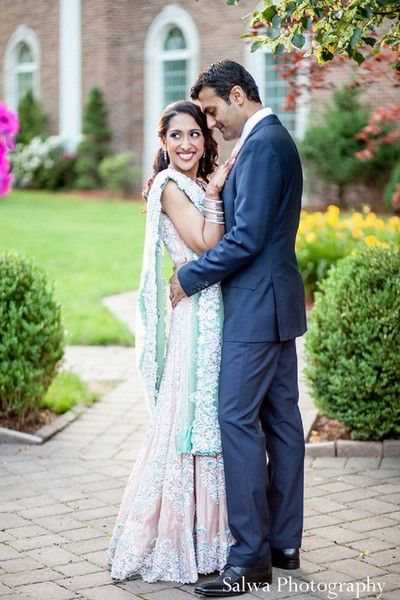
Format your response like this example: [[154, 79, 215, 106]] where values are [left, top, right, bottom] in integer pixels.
[[337, 184, 348, 209]]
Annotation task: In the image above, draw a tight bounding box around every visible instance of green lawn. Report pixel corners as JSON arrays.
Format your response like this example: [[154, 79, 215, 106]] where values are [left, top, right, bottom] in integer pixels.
[[0, 190, 146, 345]]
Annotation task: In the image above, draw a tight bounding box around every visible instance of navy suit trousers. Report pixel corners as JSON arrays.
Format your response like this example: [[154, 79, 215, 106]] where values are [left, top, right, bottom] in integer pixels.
[[218, 339, 305, 567]]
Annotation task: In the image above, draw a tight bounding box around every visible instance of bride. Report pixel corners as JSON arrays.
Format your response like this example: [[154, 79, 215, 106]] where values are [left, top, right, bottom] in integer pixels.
[[106, 100, 235, 584]]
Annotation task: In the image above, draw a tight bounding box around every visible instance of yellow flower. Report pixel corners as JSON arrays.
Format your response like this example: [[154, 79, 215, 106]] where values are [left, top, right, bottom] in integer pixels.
[[306, 232, 316, 243], [327, 205, 340, 217], [374, 218, 385, 231], [364, 235, 380, 246], [351, 228, 363, 239], [364, 212, 378, 227], [389, 216, 400, 230]]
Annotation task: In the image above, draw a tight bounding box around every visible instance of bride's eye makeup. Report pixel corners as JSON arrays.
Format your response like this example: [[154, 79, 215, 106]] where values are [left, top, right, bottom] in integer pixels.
[[168, 130, 202, 139]]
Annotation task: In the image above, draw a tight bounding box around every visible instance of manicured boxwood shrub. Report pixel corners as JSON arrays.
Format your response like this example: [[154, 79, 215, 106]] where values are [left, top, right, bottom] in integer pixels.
[[305, 245, 400, 440], [99, 151, 141, 197], [0, 253, 65, 422]]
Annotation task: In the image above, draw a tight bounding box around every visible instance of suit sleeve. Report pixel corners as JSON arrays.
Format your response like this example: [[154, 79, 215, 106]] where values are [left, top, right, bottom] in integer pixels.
[[178, 138, 282, 296]]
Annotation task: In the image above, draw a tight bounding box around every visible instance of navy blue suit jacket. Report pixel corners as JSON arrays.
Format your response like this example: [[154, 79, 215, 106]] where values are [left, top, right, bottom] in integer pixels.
[[178, 114, 307, 342]]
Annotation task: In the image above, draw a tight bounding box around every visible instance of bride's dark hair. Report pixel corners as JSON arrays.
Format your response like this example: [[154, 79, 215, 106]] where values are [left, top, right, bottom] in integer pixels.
[[143, 100, 218, 200]]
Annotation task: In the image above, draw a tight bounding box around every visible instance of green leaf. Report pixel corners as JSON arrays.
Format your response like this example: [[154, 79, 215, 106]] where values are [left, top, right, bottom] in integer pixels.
[[376, 0, 396, 6], [349, 29, 362, 49], [261, 6, 277, 22], [271, 14, 281, 29], [362, 37, 377, 47], [250, 40, 264, 52], [226, 0, 240, 5], [352, 51, 365, 65], [301, 16, 313, 30], [358, 6, 372, 18], [292, 33, 306, 48], [274, 43, 286, 55]]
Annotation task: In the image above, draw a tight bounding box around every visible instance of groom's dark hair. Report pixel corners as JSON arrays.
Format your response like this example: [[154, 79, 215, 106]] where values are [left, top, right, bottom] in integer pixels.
[[190, 60, 261, 104]]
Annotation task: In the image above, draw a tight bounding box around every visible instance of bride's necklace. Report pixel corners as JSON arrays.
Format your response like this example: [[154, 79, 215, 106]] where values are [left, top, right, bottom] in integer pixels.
[[168, 164, 206, 192]]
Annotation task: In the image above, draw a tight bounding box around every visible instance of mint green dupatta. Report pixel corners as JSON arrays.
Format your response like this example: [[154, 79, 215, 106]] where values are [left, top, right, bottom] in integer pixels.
[[135, 167, 223, 456]]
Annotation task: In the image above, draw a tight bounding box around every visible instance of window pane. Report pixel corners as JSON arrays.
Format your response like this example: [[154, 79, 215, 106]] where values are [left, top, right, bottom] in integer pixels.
[[264, 53, 296, 135], [17, 71, 34, 104], [164, 27, 186, 51], [17, 42, 33, 64], [163, 59, 187, 105]]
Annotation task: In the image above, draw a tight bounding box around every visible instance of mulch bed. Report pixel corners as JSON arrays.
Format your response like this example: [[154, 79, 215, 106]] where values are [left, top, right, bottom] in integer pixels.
[[0, 409, 58, 435], [0, 381, 117, 435], [308, 414, 352, 443]]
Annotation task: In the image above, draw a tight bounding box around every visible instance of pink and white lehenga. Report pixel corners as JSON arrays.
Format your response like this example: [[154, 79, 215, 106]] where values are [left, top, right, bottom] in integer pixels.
[[106, 166, 233, 583]]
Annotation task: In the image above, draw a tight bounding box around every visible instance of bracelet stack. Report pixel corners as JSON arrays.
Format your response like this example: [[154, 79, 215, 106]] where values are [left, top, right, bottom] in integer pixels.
[[204, 197, 225, 225]]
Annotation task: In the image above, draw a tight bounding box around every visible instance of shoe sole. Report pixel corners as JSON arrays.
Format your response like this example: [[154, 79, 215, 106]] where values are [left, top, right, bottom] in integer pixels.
[[271, 558, 300, 570]]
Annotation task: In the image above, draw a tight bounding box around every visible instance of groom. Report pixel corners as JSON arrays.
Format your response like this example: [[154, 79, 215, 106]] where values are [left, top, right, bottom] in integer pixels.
[[170, 60, 307, 596]]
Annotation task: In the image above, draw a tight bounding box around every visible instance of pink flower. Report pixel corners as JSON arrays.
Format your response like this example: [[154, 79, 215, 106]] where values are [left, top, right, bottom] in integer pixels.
[[0, 150, 12, 196], [0, 102, 19, 136], [0, 102, 19, 150], [0, 170, 13, 196], [0, 148, 10, 171], [0, 102, 19, 196]]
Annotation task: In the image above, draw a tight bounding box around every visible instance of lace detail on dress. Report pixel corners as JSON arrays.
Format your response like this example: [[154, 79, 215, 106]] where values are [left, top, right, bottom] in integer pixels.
[[107, 167, 234, 583]]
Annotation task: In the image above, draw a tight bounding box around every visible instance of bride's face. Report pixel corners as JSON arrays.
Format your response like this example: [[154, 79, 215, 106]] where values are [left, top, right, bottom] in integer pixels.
[[163, 113, 205, 176]]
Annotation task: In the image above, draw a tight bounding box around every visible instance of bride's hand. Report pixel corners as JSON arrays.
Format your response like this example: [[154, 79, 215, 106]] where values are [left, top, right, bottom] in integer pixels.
[[205, 156, 235, 199]]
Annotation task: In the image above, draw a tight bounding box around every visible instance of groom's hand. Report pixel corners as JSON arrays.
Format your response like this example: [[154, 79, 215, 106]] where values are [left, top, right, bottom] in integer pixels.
[[169, 263, 187, 308]]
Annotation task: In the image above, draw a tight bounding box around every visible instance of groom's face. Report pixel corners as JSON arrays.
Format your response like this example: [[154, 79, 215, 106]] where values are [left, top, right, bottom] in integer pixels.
[[198, 86, 246, 141]]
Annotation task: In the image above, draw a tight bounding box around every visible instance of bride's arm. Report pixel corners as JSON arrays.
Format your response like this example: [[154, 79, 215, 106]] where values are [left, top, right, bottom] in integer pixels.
[[161, 159, 234, 255], [161, 180, 224, 255]]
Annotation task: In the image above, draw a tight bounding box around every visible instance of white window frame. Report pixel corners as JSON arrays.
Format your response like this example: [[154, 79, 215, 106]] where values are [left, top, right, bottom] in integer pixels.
[[59, 0, 82, 150], [3, 25, 40, 111], [244, 43, 309, 140], [144, 5, 200, 179]]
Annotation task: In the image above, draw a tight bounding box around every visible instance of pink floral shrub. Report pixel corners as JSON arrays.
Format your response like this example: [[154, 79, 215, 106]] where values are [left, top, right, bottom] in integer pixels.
[[0, 102, 19, 196]]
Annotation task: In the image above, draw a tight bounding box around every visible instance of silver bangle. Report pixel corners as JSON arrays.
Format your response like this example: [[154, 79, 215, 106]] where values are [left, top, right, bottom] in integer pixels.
[[205, 216, 225, 225], [204, 198, 223, 206], [205, 207, 224, 215], [205, 211, 225, 223]]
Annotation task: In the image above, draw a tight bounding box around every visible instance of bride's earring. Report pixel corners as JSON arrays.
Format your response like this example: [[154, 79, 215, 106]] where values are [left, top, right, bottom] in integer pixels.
[[163, 149, 168, 162]]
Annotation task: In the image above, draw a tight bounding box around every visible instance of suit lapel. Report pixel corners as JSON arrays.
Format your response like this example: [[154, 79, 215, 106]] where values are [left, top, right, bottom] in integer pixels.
[[239, 114, 281, 152]]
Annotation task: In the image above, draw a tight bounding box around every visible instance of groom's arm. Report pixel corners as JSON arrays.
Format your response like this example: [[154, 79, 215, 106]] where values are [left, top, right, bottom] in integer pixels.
[[178, 139, 282, 296]]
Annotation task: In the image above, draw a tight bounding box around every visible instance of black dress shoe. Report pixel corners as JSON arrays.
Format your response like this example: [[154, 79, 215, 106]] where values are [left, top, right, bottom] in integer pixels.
[[271, 547, 300, 570], [194, 563, 272, 597]]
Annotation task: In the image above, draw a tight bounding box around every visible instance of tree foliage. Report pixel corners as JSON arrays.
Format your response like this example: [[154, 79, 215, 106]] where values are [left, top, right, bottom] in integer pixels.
[[226, 1, 399, 66], [300, 86, 370, 206], [16, 90, 48, 145], [75, 87, 111, 189]]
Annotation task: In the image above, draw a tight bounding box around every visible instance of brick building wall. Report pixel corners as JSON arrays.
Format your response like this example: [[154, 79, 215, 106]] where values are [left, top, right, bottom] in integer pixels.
[[1, 0, 397, 202], [80, 0, 255, 160], [0, 0, 60, 134]]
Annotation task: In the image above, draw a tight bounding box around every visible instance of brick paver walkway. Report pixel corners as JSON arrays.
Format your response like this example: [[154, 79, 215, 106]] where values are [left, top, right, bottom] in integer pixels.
[[1, 292, 399, 599]]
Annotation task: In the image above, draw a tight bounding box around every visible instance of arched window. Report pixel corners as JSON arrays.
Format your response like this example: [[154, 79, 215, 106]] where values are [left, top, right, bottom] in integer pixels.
[[162, 27, 188, 106], [15, 42, 36, 104], [245, 46, 309, 140], [144, 6, 200, 178], [4, 26, 40, 110]]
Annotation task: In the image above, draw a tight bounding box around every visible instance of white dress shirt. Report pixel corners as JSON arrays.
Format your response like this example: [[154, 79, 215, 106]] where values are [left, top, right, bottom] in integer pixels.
[[232, 106, 274, 158]]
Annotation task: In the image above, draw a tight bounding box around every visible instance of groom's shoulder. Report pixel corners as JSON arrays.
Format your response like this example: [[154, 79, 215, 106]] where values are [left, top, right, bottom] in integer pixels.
[[249, 118, 297, 155]]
